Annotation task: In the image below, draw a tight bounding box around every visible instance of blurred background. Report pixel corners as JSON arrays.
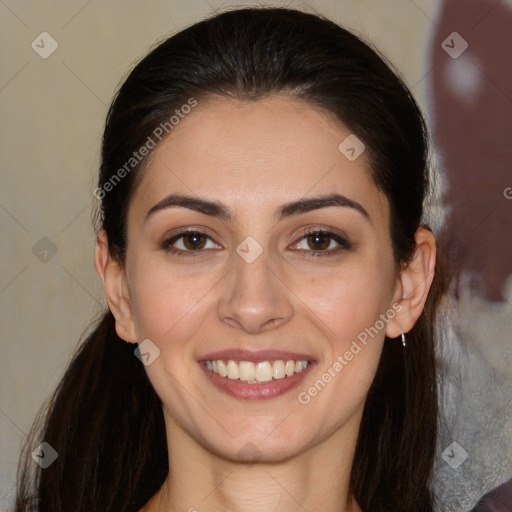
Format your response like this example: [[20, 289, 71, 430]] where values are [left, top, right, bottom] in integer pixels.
[[1, 1, 510, 510]]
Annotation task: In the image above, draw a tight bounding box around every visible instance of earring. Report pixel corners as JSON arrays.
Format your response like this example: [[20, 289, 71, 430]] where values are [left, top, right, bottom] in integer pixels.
[[401, 333, 406, 347]]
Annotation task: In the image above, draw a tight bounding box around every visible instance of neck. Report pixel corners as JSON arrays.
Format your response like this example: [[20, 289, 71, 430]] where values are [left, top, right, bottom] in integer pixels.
[[143, 409, 362, 512]]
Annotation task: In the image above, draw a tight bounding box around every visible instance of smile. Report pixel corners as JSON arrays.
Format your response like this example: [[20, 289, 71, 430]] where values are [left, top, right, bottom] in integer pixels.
[[205, 359, 310, 382], [198, 350, 316, 400]]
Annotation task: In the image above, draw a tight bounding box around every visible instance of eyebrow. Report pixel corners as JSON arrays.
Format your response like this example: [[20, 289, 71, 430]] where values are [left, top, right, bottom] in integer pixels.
[[146, 192, 370, 223]]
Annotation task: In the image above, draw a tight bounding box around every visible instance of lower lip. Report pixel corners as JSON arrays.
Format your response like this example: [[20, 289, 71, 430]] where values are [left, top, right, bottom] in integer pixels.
[[199, 362, 315, 400]]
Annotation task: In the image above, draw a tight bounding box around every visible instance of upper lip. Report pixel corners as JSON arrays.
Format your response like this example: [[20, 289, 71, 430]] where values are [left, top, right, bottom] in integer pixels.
[[198, 349, 316, 363]]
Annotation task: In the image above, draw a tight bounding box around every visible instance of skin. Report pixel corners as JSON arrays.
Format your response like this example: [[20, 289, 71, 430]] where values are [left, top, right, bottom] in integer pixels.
[[95, 95, 436, 512]]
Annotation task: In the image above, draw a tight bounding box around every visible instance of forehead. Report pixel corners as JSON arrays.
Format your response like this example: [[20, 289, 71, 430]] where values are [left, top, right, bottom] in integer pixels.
[[129, 95, 388, 223]]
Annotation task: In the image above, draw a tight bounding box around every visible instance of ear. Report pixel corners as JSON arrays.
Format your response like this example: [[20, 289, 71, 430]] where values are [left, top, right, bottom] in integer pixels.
[[94, 230, 137, 343], [385, 227, 437, 338]]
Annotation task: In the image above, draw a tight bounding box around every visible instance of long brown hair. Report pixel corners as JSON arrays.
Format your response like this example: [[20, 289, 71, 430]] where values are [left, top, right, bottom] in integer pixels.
[[15, 8, 449, 511]]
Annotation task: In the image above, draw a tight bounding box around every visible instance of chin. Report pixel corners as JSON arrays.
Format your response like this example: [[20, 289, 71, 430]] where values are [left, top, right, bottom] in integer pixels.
[[207, 425, 316, 464]]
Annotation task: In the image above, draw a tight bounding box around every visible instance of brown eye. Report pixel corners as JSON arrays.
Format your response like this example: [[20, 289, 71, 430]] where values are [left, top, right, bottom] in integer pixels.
[[291, 229, 352, 258], [306, 232, 331, 251], [182, 232, 207, 250], [162, 230, 221, 257]]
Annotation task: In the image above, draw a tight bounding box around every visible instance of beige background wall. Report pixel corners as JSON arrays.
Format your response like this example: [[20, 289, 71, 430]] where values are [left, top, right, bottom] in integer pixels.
[[1, 1, 510, 510]]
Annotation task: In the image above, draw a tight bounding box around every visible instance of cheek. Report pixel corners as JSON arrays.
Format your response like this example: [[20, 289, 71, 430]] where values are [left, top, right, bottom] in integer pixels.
[[287, 257, 395, 345], [127, 260, 217, 345], [290, 256, 395, 430], [292, 271, 389, 440]]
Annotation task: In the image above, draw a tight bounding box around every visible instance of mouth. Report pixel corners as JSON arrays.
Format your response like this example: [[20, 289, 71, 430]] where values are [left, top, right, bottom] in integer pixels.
[[198, 349, 316, 400]]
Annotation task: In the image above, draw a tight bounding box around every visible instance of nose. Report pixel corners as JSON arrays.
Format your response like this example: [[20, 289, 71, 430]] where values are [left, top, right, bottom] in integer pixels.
[[217, 247, 294, 334]]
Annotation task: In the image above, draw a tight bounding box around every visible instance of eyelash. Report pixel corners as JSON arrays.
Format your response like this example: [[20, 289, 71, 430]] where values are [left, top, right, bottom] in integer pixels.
[[162, 228, 352, 258], [294, 228, 352, 257]]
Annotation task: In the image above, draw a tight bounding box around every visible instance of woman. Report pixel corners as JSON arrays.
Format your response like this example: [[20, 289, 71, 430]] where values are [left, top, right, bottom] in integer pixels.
[[15, 7, 448, 512]]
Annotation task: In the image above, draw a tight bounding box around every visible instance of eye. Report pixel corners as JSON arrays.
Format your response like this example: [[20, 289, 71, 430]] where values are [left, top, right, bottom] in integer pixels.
[[162, 228, 351, 258], [291, 229, 351, 258], [162, 230, 221, 256]]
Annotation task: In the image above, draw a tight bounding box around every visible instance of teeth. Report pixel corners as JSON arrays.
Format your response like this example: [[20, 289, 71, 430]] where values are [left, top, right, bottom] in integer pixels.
[[272, 360, 285, 379], [227, 360, 239, 380], [205, 359, 310, 382], [255, 361, 273, 382], [239, 361, 256, 381], [218, 360, 227, 377]]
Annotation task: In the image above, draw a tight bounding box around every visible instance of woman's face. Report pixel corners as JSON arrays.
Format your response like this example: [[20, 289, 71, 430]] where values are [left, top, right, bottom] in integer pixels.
[[121, 95, 402, 462]]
